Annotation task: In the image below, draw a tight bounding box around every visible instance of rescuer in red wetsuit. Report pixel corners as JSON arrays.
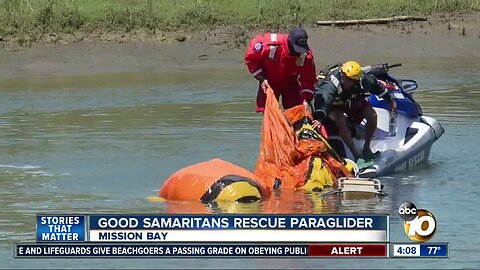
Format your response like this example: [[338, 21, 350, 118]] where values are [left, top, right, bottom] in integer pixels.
[[245, 27, 317, 113]]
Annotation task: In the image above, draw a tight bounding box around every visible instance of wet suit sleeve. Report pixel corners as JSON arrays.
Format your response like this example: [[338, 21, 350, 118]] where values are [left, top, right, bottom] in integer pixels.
[[245, 36, 267, 82], [313, 80, 338, 121], [362, 73, 393, 102]]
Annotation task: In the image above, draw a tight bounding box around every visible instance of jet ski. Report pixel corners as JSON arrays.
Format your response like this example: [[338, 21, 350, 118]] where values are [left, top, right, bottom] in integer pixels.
[[318, 63, 445, 177]]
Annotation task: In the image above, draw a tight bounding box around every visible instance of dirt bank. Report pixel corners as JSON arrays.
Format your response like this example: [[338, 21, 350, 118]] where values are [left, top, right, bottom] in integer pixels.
[[1, 13, 479, 79]]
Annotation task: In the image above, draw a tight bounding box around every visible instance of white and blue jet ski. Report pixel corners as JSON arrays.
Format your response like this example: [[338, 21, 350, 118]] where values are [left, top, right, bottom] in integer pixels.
[[320, 63, 444, 177]]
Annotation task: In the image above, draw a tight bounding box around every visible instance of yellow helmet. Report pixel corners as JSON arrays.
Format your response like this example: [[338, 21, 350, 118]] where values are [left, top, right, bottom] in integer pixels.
[[341, 61, 363, 81]]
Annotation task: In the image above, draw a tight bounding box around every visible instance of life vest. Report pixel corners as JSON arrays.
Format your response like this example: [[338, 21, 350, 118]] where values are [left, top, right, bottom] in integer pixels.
[[325, 70, 370, 107]]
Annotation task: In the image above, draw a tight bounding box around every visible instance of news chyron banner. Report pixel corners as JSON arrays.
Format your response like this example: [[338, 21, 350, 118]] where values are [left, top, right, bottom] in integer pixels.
[[16, 214, 390, 258], [88, 215, 387, 242]]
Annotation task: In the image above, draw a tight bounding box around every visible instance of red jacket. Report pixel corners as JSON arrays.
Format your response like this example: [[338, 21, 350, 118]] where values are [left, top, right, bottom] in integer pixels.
[[245, 33, 317, 101]]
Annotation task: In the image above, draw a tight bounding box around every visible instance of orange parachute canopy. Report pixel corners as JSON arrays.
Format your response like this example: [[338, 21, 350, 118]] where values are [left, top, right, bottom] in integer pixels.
[[254, 87, 352, 190], [159, 158, 270, 202]]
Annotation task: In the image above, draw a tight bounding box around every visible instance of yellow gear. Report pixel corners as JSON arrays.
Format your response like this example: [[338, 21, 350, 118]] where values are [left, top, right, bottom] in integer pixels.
[[300, 157, 334, 192], [215, 181, 262, 202], [344, 158, 359, 176], [341, 61, 363, 81]]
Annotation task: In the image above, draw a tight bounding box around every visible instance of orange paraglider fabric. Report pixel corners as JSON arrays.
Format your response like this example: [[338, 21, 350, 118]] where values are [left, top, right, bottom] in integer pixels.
[[254, 87, 352, 190], [284, 105, 352, 180]]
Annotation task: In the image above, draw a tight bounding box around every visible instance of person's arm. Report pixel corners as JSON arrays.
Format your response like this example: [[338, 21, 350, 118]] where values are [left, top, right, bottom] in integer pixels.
[[298, 53, 317, 102], [313, 80, 338, 121], [362, 73, 393, 103], [362, 73, 398, 112], [245, 36, 267, 84]]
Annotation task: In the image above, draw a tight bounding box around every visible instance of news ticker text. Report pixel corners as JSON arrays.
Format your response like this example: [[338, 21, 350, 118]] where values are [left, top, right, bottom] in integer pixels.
[[15, 243, 449, 258]]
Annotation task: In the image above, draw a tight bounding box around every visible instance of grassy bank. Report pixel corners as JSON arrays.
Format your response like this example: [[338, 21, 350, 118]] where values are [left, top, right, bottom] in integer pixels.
[[1, 0, 479, 45]]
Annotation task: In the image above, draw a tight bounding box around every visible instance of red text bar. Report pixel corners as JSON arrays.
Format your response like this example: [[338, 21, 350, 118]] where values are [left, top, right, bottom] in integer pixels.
[[309, 244, 387, 257]]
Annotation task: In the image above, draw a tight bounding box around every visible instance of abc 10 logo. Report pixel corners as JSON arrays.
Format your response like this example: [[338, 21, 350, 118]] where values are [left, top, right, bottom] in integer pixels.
[[398, 202, 436, 242]]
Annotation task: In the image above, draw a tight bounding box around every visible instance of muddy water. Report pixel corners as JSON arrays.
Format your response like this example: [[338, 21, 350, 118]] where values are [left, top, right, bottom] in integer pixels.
[[0, 59, 479, 269]]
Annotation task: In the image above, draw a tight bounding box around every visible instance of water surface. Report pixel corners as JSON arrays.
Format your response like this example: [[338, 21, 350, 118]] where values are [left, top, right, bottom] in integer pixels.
[[1, 59, 479, 269]]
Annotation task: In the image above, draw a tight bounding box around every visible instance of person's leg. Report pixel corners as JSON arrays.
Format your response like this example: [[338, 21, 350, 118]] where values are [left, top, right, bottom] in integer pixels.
[[328, 109, 362, 161], [362, 105, 378, 155], [345, 99, 380, 160]]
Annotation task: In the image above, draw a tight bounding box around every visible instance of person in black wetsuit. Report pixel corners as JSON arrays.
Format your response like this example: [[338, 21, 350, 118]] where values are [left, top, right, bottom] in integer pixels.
[[313, 61, 397, 161]]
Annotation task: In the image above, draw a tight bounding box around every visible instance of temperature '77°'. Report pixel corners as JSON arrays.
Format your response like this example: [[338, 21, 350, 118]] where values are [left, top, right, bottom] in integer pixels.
[[427, 246, 441, 255]]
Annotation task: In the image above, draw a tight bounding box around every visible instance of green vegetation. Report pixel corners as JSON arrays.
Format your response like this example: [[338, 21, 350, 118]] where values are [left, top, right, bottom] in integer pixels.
[[0, 0, 478, 45]]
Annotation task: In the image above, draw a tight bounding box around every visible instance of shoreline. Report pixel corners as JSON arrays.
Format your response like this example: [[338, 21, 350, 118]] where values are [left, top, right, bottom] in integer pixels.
[[1, 13, 479, 79]]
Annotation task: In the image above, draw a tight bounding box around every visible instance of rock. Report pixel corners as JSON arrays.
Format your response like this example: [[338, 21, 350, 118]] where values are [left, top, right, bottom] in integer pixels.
[[175, 35, 187, 42], [60, 33, 75, 44], [22, 35, 32, 46], [136, 29, 149, 41], [73, 31, 85, 42], [45, 33, 59, 43]]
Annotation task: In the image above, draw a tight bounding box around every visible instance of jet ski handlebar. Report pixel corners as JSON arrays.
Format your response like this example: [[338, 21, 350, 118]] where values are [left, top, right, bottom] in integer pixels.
[[362, 63, 402, 73], [387, 63, 402, 69]]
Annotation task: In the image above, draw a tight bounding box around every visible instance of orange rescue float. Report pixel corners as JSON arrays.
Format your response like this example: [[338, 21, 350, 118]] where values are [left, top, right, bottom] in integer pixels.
[[159, 158, 270, 203]]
